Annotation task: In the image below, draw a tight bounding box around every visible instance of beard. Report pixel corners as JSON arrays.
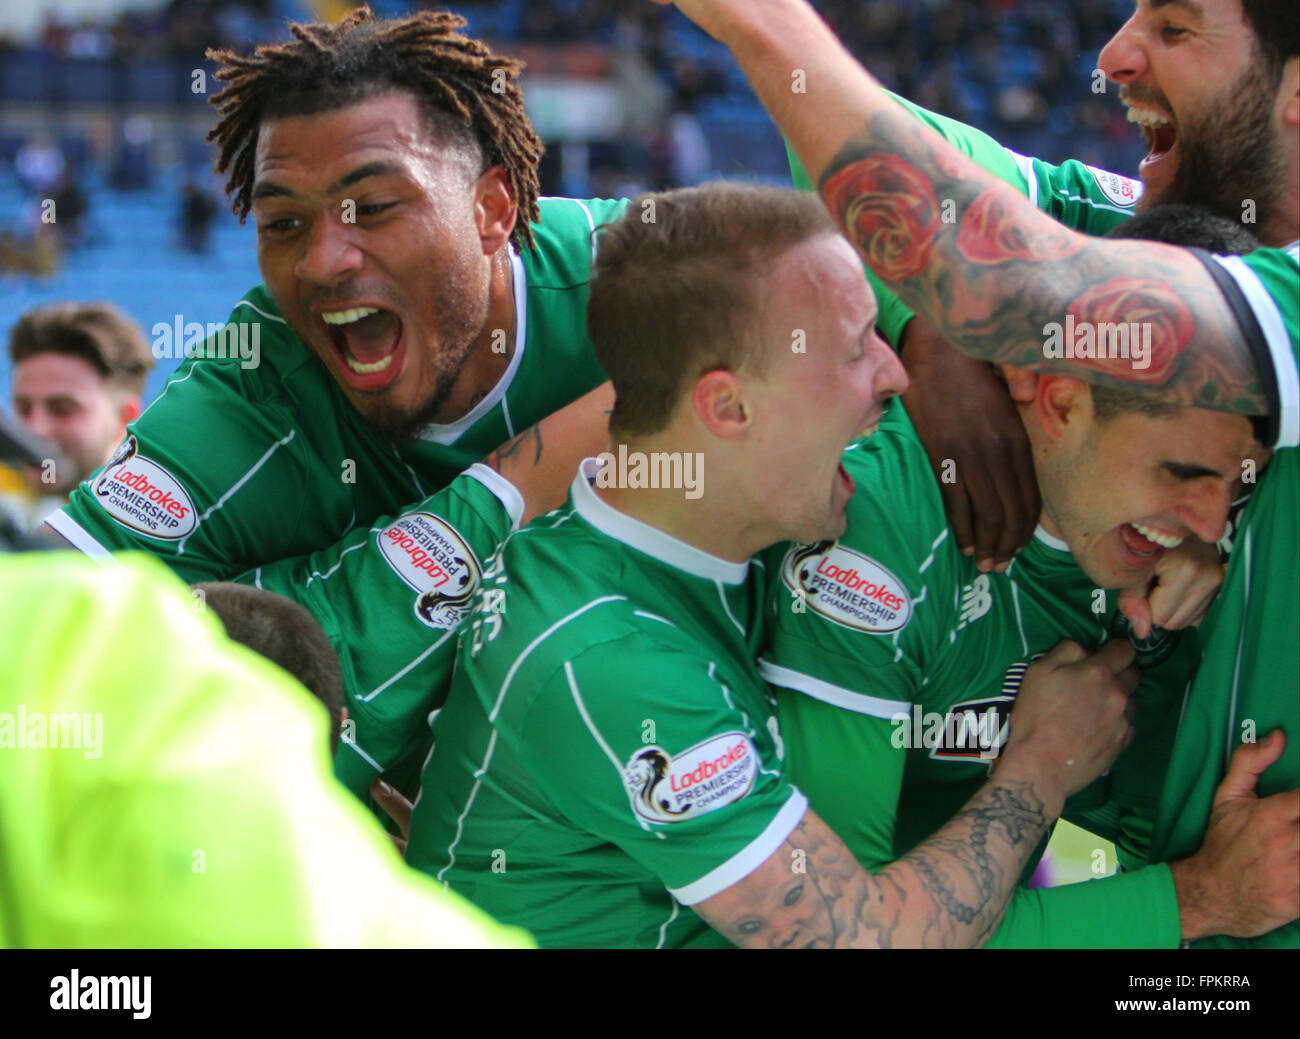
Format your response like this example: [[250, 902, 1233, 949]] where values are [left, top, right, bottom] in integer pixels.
[[1136, 59, 1286, 233]]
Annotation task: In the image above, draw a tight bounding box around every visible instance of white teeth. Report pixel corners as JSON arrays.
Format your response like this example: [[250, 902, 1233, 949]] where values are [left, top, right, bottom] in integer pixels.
[[322, 306, 380, 325], [1132, 522, 1184, 549], [344, 352, 394, 375], [1125, 107, 1173, 129]]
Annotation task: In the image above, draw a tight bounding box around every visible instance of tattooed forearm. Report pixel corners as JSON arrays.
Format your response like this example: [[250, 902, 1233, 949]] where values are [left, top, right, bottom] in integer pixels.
[[485, 424, 543, 475], [817, 112, 1265, 415], [698, 779, 1051, 949]]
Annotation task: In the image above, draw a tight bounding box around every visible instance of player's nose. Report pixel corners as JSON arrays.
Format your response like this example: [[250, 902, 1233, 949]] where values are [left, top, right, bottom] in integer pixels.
[[1175, 482, 1234, 546], [294, 216, 364, 286], [1098, 14, 1147, 87], [872, 332, 909, 401]]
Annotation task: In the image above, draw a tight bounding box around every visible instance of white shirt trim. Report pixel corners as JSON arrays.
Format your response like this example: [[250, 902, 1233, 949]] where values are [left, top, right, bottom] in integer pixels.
[[1211, 253, 1300, 449], [44, 511, 116, 563], [668, 788, 808, 906], [571, 458, 749, 584], [758, 659, 908, 720], [1032, 523, 1071, 553], [463, 462, 526, 530], [1004, 149, 1038, 209], [417, 248, 529, 445]]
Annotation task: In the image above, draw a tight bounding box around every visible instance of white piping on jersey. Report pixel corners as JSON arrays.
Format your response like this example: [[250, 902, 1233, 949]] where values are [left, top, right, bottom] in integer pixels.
[[44, 511, 116, 564], [488, 594, 627, 723], [438, 727, 499, 883], [1004, 150, 1038, 208], [1211, 253, 1299, 448], [341, 506, 356, 538], [402, 458, 427, 499], [1051, 191, 1136, 217], [145, 362, 199, 409], [633, 609, 676, 627], [917, 527, 948, 574], [1009, 579, 1029, 657], [758, 659, 907, 720], [177, 428, 297, 555], [541, 195, 599, 261], [711, 661, 776, 778], [564, 660, 656, 835], [232, 298, 287, 324], [715, 583, 745, 637], [359, 626, 457, 704], [1223, 524, 1252, 771], [501, 394, 515, 439], [341, 734, 384, 772], [571, 458, 749, 584], [656, 901, 680, 950], [305, 531, 377, 587], [667, 789, 808, 906], [416, 249, 529, 445], [252, 567, 262, 589]]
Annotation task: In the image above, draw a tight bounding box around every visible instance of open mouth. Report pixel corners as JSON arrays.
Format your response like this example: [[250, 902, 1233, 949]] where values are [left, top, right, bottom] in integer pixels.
[[1128, 106, 1178, 177], [320, 306, 405, 390], [836, 459, 855, 498], [1119, 521, 1184, 564]]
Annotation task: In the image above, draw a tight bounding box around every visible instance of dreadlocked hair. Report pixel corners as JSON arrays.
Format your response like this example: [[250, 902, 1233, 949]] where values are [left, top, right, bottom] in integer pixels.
[[205, 5, 542, 248]]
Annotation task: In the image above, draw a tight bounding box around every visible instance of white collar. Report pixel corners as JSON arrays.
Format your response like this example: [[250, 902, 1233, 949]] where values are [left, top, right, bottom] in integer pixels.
[[1032, 523, 1072, 554], [570, 458, 750, 585], [418, 248, 528, 444]]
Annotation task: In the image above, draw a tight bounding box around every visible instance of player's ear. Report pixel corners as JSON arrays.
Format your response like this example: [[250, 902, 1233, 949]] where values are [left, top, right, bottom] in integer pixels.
[[474, 165, 517, 256], [693, 369, 749, 439], [1033, 375, 1087, 441]]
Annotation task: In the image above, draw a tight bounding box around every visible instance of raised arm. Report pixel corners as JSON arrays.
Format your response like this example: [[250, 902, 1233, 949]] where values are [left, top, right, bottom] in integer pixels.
[[665, 0, 1266, 415]]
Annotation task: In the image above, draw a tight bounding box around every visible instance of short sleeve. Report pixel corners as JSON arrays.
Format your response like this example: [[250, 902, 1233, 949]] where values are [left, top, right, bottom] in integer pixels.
[[514, 641, 806, 905]]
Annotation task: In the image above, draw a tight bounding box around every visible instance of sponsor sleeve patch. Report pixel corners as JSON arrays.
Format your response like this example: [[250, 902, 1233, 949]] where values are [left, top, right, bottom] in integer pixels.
[[90, 436, 197, 541], [1085, 165, 1142, 208], [623, 732, 758, 824], [376, 511, 482, 630], [781, 540, 912, 633]]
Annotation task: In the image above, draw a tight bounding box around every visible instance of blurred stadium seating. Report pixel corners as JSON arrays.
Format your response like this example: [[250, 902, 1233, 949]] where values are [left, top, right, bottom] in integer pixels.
[[1, 0, 1145, 405]]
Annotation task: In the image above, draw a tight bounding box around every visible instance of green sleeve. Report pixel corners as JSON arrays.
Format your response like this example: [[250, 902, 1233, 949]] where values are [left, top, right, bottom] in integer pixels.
[[985, 864, 1181, 949], [233, 464, 521, 803], [0, 551, 531, 948], [516, 639, 804, 904]]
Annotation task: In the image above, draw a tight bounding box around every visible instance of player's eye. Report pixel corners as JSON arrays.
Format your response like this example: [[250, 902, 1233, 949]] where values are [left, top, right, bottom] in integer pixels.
[[258, 215, 301, 234], [1160, 25, 1188, 40], [357, 202, 397, 217]]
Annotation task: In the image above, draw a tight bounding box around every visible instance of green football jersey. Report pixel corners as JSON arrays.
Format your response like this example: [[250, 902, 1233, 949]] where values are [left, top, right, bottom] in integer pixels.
[[245, 463, 523, 803], [49, 196, 626, 579], [1149, 243, 1300, 950], [763, 400, 1191, 948], [787, 92, 1143, 348], [0, 551, 531, 948], [405, 461, 805, 949]]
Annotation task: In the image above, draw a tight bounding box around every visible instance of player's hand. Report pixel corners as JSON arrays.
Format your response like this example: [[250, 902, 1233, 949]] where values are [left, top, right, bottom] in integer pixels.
[[1169, 731, 1300, 941], [900, 319, 1040, 573], [999, 639, 1137, 811], [370, 779, 413, 856], [1118, 536, 1224, 639]]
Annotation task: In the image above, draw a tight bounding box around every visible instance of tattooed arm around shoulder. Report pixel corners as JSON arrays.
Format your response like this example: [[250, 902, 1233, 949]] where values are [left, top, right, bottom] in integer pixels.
[[696, 639, 1138, 948], [483, 382, 614, 524], [660, 0, 1265, 417]]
